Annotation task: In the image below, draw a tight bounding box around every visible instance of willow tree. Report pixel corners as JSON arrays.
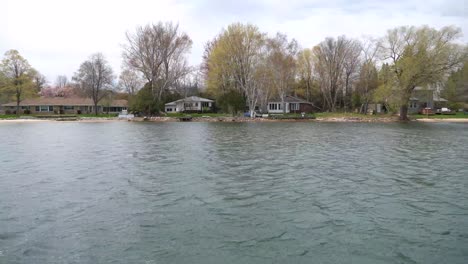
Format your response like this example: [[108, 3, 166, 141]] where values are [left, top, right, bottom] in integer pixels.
[[123, 22, 192, 112], [203, 37, 236, 97], [0, 70, 8, 104], [444, 60, 468, 105], [206, 23, 266, 117], [379, 25, 467, 120], [0, 50, 36, 115]]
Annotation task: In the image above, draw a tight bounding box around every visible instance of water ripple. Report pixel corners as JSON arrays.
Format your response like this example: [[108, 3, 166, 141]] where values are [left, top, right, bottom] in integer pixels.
[[0, 122, 467, 263]]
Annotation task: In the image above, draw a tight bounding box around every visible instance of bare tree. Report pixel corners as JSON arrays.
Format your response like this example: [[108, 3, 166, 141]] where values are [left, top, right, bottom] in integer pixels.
[[267, 33, 298, 113], [123, 22, 192, 106], [342, 40, 362, 111], [297, 48, 314, 102], [356, 38, 380, 113], [173, 68, 203, 98], [31, 70, 47, 92], [313, 37, 348, 111], [313, 36, 363, 112], [55, 75, 68, 88], [72, 53, 114, 115], [118, 68, 144, 96]]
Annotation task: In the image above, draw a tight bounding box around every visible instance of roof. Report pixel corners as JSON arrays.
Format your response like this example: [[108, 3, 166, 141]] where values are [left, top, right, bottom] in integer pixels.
[[165, 96, 214, 105], [2, 97, 128, 107], [433, 95, 448, 102], [269, 95, 312, 104], [414, 84, 442, 91]]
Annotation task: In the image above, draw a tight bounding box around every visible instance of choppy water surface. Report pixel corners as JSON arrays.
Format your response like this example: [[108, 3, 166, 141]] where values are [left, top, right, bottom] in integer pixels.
[[0, 121, 467, 264]]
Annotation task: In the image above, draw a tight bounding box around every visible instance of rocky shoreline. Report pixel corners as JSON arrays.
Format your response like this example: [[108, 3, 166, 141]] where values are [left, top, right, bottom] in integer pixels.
[[135, 116, 401, 123], [2, 116, 467, 123]]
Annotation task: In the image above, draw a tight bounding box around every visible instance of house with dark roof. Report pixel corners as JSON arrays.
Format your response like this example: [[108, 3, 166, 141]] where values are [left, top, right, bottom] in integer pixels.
[[164, 96, 214, 113], [267, 95, 315, 114], [1, 97, 128, 115]]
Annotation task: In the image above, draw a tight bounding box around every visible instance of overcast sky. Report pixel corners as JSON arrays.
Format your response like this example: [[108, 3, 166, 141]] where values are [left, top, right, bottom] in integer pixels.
[[1, 0, 467, 83]]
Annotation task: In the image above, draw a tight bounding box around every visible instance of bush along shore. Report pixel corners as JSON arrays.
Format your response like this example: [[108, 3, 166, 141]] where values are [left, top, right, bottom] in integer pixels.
[[2, 112, 468, 123]]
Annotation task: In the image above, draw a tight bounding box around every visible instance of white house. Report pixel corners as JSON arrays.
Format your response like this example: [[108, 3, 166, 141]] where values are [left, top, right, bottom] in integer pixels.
[[165, 96, 214, 113]]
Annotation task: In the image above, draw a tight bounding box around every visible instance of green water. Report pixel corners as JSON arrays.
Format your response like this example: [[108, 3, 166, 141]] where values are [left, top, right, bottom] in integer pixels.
[[0, 122, 467, 263]]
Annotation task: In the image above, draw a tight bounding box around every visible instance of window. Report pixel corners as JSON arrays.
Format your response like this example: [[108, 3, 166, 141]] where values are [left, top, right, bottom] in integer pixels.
[[202, 102, 210, 107], [103, 107, 124, 112], [290, 103, 299, 111], [269, 103, 284, 110], [36, 106, 51, 112], [64, 106, 74, 110], [195, 102, 198, 107], [166, 108, 173, 112], [269, 103, 280, 110]]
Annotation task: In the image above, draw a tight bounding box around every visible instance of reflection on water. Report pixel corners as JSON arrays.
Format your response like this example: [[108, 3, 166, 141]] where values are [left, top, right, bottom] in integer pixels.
[[0, 122, 467, 263]]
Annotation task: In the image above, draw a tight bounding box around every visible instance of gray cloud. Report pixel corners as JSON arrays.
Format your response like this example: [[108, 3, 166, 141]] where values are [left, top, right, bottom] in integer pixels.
[[1, 0, 466, 83]]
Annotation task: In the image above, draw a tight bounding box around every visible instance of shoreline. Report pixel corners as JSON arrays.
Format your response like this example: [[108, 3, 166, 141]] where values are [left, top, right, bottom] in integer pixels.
[[1, 116, 468, 123], [415, 118, 468, 123]]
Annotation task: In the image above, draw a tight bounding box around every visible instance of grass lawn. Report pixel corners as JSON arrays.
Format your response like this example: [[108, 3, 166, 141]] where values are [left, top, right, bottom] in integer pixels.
[[0, 114, 19, 119], [411, 112, 468, 119], [0, 113, 119, 119]]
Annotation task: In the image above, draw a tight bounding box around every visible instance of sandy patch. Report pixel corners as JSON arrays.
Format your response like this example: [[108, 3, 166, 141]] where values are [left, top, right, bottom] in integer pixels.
[[416, 118, 468, 123]]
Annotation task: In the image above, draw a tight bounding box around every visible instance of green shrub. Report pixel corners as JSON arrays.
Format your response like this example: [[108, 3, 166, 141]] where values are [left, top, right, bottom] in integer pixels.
[[217, 90, 245, 115]]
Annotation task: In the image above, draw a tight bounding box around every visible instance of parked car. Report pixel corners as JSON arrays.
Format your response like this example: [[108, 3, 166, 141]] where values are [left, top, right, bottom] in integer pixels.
[[435, 107, 456, 115]]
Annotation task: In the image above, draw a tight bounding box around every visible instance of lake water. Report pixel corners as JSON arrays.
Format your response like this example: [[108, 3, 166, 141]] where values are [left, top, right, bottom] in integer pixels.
[[0, 121, 467, 264]]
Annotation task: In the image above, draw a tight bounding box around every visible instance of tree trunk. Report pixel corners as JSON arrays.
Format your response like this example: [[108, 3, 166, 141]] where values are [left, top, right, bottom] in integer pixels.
[[94, 102, 99, 116], [399, 104, 409, 121], [16, 92, 20, 116]]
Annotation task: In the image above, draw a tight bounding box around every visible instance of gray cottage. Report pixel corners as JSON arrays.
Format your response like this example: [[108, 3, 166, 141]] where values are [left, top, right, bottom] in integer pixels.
[[267, 96, 315, 114]]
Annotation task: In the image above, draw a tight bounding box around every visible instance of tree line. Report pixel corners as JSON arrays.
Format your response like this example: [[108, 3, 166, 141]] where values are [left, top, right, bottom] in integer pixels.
[[1, 22, 467, 120]]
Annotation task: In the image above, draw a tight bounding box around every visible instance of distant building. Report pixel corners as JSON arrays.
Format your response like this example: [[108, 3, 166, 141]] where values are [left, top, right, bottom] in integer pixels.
[[1, 97, 128, 114], [408, 86, 448, 114], [164, 96, 214, 113], [267, 96, 315, 114]]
